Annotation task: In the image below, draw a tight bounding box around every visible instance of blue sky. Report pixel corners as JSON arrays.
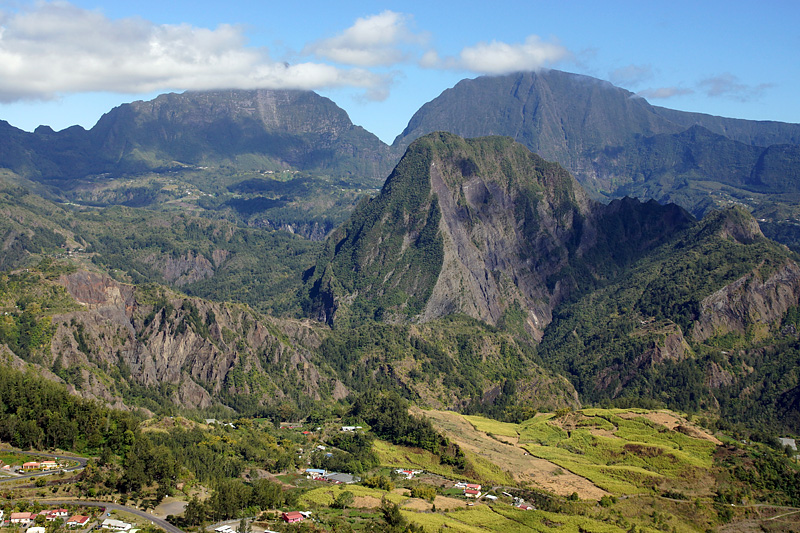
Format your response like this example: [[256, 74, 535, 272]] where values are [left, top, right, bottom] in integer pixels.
[[0, 0, 797, 143]]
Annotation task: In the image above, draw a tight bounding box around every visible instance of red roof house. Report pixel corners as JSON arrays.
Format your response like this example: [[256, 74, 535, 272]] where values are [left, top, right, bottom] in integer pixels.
[[66, 515, 91, 527], [47, 509, 70, 521], [281, 511, 304, 523], [10, 512, 36, 524]]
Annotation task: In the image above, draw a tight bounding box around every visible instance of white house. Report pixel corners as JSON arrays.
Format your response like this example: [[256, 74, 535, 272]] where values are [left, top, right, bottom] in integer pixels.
[[101, 519, 132, 531]]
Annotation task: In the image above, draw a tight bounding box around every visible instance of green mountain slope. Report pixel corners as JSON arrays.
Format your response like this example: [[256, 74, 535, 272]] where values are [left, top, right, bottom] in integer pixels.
[[392, 70, 800, 222], [0, 89, 393, 187], [309, 132, 800, 430], [307, 133, 695, 335]]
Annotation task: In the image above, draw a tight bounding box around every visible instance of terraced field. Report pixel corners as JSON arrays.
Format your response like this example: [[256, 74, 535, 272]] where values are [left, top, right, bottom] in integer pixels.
[[421, 408, 719, 498], [420, 409, 609, 499]]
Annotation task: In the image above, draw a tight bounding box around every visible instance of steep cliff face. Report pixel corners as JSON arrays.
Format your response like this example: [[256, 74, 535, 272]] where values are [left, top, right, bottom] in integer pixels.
[[89, 89, 392, 180], [308, 133, 595, 336], [50, 270, 342, 410], [140, 251, 218, 287], [691, 262, 800, 342], [309, 132, 693, 338]]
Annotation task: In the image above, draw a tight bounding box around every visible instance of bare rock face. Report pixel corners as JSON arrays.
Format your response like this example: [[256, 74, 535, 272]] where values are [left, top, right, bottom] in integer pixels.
[[141, 251, 216, 286], [48, 270, 332, 410], [59, 270, 136, 313], [691, 262, 800, 342]]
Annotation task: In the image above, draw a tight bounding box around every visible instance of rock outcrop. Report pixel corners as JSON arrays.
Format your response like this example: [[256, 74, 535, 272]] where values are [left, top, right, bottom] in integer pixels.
[[48, 270, 343, 410], [691, 262, 800, 342], [309, 132, 693, 339]]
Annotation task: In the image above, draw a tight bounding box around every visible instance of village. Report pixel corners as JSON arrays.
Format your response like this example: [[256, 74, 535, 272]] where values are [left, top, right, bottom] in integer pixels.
[[0, 508, 137, 532]]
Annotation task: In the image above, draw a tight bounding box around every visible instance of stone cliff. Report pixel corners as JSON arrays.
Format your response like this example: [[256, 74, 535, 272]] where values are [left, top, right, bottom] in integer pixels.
[[49, 270, 343, 410]]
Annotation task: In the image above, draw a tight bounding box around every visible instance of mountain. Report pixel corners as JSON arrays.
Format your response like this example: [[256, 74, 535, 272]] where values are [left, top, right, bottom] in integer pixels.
[[4, 73, 800, 247], [392, 70, 800, 220], [0, 175, 579, 416], [0, 89, 393, 185], [307, 132, 695, 336], [308, 132, 800, 428]]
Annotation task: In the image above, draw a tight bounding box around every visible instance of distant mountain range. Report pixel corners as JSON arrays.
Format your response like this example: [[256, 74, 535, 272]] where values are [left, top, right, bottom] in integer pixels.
[[0, 89, 392, 185], [2, 69, 800, 234], [393, 70, 800, 218]]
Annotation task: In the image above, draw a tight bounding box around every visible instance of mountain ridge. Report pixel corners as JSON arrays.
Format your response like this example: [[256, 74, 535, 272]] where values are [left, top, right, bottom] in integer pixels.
[[307, 132, 698, 338]]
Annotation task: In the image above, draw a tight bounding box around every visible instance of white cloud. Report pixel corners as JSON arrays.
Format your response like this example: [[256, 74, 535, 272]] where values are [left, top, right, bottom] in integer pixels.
[[636, 87, 694, 99], [420, 35, 571, 75], [0, 1, 391, 102], [304, 11, 425, 67], [697, 73, 772, 101], [609, 65, 654, 87]]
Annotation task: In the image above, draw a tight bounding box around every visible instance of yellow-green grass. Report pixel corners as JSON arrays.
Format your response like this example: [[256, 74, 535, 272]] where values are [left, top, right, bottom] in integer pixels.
[[445, 505, 518, 529], [374, 439, 514, 486], [299, 484, 405, 507], [463, 450, 517, 486], [463, 415, 520, 438], [406, 504, 630, 533], [491, 507, 628, 533], [521, 429, 712, 494], [517, 414, 566, 446], [374, 439, 464, 478], [574, 415, 616, 431], [521, 444, 646, 494], [409, 407, 716, 497], [402, 509, 488, 533]]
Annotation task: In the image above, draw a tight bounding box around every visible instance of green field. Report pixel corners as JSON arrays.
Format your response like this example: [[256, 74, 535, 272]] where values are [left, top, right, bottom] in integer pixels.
[[424, 408, 718, 497]]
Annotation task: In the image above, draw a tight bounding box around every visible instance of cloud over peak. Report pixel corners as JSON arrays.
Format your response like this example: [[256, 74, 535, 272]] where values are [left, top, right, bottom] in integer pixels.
[[422, 35, 571, 75], [0, 2, 391, 102], [303, 11, 425, 67]]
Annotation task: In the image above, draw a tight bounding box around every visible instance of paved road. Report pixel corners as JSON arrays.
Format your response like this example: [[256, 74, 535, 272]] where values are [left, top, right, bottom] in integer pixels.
[[0, 450, 182, 532], [43, 500, 185, 533], [0, 450, 87, 483]]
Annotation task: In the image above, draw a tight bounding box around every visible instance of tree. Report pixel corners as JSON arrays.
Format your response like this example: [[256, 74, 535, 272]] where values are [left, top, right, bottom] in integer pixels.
[[236, 518, 251, 533], [183, 496, 206, 526], [332, 491, 354, 509]]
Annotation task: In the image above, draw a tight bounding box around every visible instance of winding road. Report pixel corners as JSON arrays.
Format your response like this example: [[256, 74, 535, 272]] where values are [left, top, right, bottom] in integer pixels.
[[0, 449, 183, 533], [42, 500, 184, 533], [0, 451, 87, 483]]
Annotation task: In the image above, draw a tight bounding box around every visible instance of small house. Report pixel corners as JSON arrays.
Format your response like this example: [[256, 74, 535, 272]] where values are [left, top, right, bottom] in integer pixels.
[[47, 510, 69, 521], [281, 511, 304, 524], [464, 489, 481, 498], [66, 515, 91, 528], [10, 512, 35, 525], [101, 518, 132, 531]]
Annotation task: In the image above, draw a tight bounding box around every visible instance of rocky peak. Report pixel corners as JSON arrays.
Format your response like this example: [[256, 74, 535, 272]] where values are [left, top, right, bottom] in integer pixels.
[[309, 133, 596, 336]]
